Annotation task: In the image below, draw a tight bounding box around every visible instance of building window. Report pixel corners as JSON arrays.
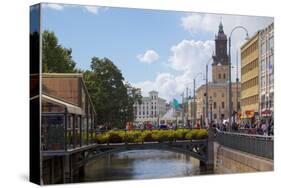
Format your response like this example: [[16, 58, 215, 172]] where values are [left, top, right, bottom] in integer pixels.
[[269, 73, 274, 85], [269, 55, 274, 74], [261, 59, 265, 72], [222, 102, 225, 109], [269, 36, 274, 52], [261, 76, 265, 90], [221, 93, 224, 97], [261, 41, 266, 55], [223, 73, 226, 79], [214, 114, 217, 119], [213, 102, 217, 109]]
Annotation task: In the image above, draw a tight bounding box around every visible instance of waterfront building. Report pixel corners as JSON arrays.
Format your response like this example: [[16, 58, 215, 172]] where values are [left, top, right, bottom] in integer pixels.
[[259, 23, 274, 119], [134, 90, 167, 123], [41, 73, 96, 150], [240, 32, 260, 122]]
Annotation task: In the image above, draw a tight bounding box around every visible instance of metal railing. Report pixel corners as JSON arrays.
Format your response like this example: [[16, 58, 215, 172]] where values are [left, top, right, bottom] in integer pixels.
[[215, 128, 274, 160]]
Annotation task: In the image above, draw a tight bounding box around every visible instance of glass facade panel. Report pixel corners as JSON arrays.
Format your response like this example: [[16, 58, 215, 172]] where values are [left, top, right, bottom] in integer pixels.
[[42, 115, 65, 150]]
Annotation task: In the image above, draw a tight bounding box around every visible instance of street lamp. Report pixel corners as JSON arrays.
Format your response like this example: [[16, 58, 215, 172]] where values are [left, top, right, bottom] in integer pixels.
[[193, 72, 204, 127], [209, 96, 213, 125], [205, 58, 213, 127], [228, 26, 249, 128]]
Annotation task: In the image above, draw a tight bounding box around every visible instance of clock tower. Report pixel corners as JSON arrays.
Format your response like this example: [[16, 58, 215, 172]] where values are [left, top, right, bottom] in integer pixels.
[[212, 21, 229, 83]]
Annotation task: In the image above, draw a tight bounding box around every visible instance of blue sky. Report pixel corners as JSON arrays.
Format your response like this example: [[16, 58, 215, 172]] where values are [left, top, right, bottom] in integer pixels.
[[41, 3, 273, 101]]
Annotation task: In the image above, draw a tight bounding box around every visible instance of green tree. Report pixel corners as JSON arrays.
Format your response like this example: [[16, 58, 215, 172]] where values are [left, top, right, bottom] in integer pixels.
[[84, 57, 141, 128], [125, 82, 142, 122], [42, 30, 76, 73]]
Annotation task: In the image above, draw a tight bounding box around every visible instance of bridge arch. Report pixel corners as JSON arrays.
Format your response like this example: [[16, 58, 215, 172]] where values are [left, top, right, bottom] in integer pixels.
[[80, 141, 208, 168]]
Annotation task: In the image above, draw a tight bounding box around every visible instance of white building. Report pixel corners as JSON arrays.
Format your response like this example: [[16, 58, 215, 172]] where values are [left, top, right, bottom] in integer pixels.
[[134, 91, 167, 123], [259, 23, 274, 118]]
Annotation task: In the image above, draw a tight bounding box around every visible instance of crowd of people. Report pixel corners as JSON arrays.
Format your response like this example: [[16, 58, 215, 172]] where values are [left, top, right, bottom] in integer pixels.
[[97, 118, 274, 137], [214, 118, 274, 136]]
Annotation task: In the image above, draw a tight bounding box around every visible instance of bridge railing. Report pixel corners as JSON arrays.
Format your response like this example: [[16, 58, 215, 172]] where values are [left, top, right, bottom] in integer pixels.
[[215, 128, 274, 160]]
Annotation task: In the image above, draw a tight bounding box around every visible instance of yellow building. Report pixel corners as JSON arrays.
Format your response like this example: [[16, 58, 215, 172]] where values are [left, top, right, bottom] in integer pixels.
[[240, 32, 259, 119], [196, 83, 240, 124]]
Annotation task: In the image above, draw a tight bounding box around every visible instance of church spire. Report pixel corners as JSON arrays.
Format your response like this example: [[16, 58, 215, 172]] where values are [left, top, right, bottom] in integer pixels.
[[219, 20, 224, 33]]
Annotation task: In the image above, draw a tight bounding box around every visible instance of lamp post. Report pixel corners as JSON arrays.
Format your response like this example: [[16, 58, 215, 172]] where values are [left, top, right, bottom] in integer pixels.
[[205, 58, 213, 127], [186, 87, 189, 128], [209, 97, 213, 125], [228, 26, 249, 128], [193, 72, 204, 127]]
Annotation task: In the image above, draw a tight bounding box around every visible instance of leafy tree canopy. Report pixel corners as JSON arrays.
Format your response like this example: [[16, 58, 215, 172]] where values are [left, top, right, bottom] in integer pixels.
[[84, 57, 142, 128], [42, 30, 76, 73]]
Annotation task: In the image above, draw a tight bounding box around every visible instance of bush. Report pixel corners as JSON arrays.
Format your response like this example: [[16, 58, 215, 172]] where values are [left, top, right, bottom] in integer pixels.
[[95, 133, 109, 144], [125, 130, 142, 143], [142, 130, 155, 142], [195, 129, 208, 139], [174, 129, 190, 140], [185, 132, 193, 140], [93, 128, 208, 144], [184, 129, 208, 140], [152, 130, 175, 142], [108, 130, 125, 143]]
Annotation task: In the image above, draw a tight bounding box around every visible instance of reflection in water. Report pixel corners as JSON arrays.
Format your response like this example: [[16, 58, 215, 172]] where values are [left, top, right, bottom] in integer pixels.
[[82, 150, 202, 182]]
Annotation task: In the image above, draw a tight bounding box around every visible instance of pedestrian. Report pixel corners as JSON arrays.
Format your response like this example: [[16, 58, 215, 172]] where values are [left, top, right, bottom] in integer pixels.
[[261, 121, 268, 136], [257, 124, 263, 135]]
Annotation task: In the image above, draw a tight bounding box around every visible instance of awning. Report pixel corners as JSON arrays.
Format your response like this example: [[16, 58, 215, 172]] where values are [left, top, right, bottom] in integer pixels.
[[42, 94, 83, 115], [240, 115, 254, 119], [261, 109, 272, 116]]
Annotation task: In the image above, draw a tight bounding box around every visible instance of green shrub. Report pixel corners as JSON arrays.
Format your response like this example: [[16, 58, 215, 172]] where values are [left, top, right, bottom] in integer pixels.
[[184, 129, 208, 140], [174, 129, 190, 140], [108, 130, 125, 143], [95, 133, 109, 144], [153, 130, 175, 142], [142, 130, 155, 142], [195, 129, 208, 139], [125, 130, 142, 143], [185, 132, 193, 140]]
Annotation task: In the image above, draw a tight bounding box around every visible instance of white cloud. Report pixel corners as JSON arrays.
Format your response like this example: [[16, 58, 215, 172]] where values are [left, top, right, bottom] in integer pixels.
[[133, 71, 201, 102], [137, 50, 160, 64], [42, 4, 105, 15], [181, 13, 273, 50], [134, 40, 211, 101], [181, 13, 273, 80], [84, 6, 100, 14], [168, 40, 214, 74], [43, 4, 64, 11]]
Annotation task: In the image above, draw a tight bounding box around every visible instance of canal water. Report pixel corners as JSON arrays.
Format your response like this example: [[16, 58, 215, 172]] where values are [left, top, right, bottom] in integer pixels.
[[81, 150, 207, 182]]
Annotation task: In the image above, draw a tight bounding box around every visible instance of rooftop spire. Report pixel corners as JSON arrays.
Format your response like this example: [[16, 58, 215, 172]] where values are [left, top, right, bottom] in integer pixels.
[[219, 20, 224, 33]]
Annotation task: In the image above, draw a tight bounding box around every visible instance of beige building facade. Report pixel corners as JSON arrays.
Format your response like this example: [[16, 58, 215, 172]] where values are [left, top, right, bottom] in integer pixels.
[[196, 83, 240, 123], [240, 32, 259, 119]]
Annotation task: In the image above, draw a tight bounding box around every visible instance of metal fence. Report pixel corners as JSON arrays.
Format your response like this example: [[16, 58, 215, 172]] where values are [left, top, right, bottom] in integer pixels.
[[215, 128, 274, 160]]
